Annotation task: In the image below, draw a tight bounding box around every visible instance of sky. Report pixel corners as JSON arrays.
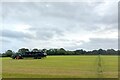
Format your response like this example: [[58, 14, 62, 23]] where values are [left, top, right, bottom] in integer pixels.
[[0, 0, 118, 53]]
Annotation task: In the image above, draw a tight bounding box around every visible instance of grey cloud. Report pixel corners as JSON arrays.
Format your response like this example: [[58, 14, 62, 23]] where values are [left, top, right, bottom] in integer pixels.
[[1, 38, 11, 43], [35, 30, 54, 40], [30, 27, 64, 40], [67, 38, 118, 50], [1, 2, 118, 51], [2, 29, 34, 39], [2, 2, 117, 32], [2, 27, 64, 42]]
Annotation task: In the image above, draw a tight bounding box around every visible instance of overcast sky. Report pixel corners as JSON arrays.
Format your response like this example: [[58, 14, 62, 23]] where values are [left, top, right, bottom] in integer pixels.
[[0, 0, 118, 52]]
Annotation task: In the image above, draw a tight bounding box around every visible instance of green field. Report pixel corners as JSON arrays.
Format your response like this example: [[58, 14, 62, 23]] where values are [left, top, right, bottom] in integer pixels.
[[2, 55, 118, 78]]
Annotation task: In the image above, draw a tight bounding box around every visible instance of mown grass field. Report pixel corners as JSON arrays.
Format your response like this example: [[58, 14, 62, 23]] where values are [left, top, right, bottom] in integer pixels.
[[2, 55, 118, 78]]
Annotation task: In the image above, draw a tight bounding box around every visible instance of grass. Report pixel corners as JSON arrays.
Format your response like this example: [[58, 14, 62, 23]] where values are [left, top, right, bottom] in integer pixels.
[[2, 55, 118, 78]]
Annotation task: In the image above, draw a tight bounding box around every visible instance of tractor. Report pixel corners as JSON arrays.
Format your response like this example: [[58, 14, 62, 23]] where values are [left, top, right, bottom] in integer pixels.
[[11, 51, 47, 59], [11, 53, 23, 59]]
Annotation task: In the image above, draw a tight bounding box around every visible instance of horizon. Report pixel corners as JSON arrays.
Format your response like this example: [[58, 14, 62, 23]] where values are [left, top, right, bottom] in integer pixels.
[[0, 47, 118, 53]]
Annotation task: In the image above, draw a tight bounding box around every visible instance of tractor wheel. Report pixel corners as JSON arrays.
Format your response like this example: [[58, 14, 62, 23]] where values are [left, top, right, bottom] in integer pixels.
[[16, 56, 20, 59], [38, 57, 41, 59], [34, 57, 37, 59]]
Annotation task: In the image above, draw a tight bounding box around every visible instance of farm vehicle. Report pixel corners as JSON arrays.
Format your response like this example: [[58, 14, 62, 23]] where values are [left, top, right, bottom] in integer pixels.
[[11, 51, 47, 59]]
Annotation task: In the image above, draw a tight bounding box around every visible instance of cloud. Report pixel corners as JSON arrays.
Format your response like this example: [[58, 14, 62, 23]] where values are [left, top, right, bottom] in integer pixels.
[[66, 38, 118, 50], [2, 29, 34, 40], [29, 27, 64, 40], [1, 1, 118, 52], [2, 2, 117, 30], [1, 38, 11, 43]]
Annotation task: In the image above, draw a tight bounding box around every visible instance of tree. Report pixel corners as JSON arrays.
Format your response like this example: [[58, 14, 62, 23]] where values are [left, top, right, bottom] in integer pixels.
[[46, 49, 56, 55], [98, 49, 106, 55], [18, 48, 29, 54], [58, 48, 66, 55], [32, 48, 39, 52], [76, 49, 86, 55], [106, 49, 116, 55], [5, 50, 13, 57], [42, 49, 47, 52], [91, 50, 98, 55], [66, 51, 75, 55]]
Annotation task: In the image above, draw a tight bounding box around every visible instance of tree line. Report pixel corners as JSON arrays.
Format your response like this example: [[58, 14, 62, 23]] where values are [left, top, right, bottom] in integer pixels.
[[0, 48, 119, 57]]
